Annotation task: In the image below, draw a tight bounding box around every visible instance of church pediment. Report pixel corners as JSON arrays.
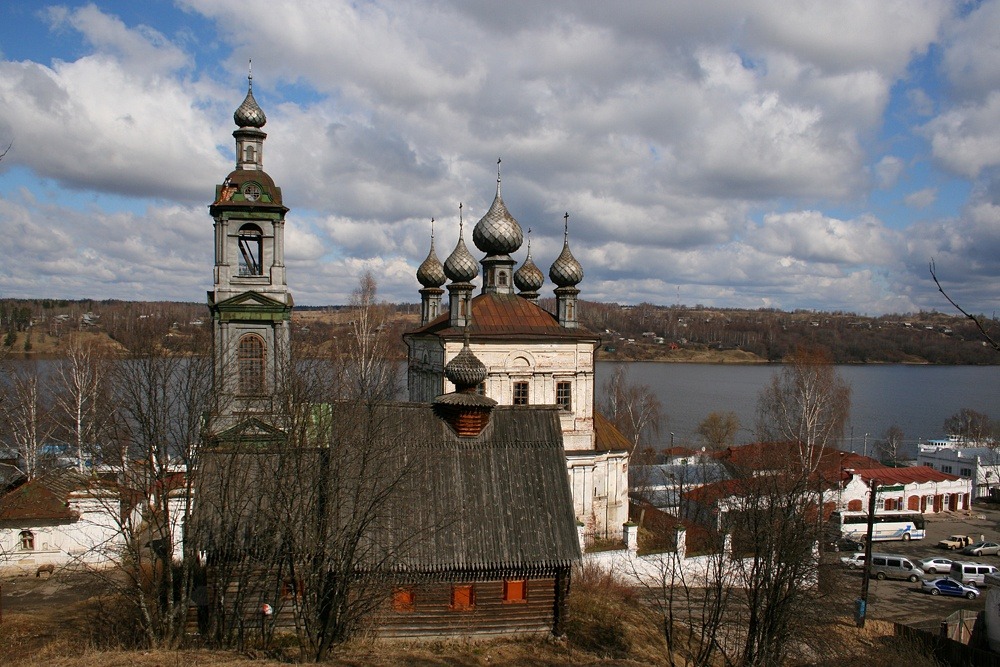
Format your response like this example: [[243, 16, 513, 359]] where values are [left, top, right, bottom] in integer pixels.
[[211, 417, 286, 446], [215, 291, 286, 310], [211, 291, 291, 322]]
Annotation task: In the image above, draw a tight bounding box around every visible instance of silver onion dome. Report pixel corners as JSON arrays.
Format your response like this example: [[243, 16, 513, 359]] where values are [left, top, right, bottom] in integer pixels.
[[549, 213, 584, 287], [473, 160, 523, 256], [514, 239, 544, 293], [234, 86, 266, 128], [444, 338, 488, 390], [416, 220, 446, 287], [444, 207, 479, 283]]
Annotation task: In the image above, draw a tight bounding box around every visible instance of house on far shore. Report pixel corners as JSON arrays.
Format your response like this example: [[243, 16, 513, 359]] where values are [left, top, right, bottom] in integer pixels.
[[0, 471, 127, 574]]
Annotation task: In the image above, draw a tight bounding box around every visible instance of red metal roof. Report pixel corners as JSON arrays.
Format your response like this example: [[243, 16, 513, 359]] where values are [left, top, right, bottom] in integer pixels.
[[716, 441, 883, 483], [407, 293, 597, 341], [0, 474, 84, 523], [849, 465, 960, 485]]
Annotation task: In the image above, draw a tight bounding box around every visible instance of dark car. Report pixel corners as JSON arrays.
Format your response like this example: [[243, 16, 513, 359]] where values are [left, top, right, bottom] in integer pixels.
[[919, 578, 981, 599], [830, 537, 865, 553]]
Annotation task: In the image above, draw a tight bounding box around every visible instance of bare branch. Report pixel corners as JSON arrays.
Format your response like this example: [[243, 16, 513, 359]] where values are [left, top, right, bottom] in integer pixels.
[[930, 259, 1000, 352], [0, 140, 11, 161]]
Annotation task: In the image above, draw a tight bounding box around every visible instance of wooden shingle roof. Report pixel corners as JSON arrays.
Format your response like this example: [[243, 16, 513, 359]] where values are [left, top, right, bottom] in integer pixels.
[[199, 402, 581, 577], [379, 403, 581, 575]]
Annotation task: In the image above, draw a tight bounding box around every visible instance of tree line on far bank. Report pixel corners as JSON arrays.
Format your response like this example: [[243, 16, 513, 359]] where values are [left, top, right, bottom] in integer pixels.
[[2, 297, 998, 364]]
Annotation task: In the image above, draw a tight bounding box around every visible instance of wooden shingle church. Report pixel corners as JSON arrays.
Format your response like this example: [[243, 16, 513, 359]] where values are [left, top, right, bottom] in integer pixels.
[[198, 74, 624, 639]]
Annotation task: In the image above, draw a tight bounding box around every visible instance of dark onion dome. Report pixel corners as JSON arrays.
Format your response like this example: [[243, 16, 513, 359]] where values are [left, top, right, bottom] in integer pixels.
[[549, 212, 584, 287], [444, 337, 488, 389], [234, 69, 266, 128], [444, 207, 479, 283], [416, 220, 446, 287], [514, 239, 544, 293], [473, 160, 523, 256]]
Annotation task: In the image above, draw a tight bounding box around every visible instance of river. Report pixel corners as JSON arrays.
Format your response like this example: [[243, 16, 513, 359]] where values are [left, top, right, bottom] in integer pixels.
[[595, 362, 1000, 457]]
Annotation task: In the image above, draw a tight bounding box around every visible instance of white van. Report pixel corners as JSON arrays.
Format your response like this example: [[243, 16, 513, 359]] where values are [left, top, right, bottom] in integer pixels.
[[949, 561, 999, 587], [869, 553, 924, 582]]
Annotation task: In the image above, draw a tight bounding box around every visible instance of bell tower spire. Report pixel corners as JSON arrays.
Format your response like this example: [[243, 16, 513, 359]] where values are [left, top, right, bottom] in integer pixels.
[[208, 68, 292, 429]]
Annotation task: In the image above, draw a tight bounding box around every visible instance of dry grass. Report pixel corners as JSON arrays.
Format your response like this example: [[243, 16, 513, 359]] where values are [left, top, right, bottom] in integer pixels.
[[0, 567, 943, 666]]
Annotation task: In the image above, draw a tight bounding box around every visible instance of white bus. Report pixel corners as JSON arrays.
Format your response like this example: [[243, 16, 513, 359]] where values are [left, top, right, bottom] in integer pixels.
[[829, 510, 926, 542]]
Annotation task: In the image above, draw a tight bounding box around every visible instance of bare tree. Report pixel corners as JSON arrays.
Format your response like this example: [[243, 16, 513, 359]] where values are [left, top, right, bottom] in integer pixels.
[[51, 339, 113, 473], [600, 364, 663, 454], [1, 362, 55, 479], [755, 345, 851, 474], [724, 471, 823, 667], [345, 271, 399, 401], [943, 408, 995, 445], [697, 411, 740, 452], [95, 322, 215, 648], [876, 425, 905, 467], [930, 259, 1000, 352], [199, 272, 411, 658]]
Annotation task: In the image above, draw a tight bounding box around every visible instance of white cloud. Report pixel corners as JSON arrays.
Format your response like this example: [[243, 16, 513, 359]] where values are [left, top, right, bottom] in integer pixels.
[[941, 0, 1000, 100], [904, 188, 937, 209], [875, 156, 905, 189], [924, 91, 1000, 179], [1, 1, 997, 315]]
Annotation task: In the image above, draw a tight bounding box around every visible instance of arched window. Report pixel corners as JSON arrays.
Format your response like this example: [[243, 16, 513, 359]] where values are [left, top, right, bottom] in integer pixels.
[[238, 334, 266, 394], [498, 271, 508, 286], [237, 224, 263, 275], [19, 530, 34, 551], [244, 145, 256, 164], [847, 499, 863, 511]]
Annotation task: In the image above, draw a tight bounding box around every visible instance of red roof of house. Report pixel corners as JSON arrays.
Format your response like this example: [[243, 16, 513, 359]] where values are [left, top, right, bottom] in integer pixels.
[[684, 478, 755, 505], [848, 466, 960, 485], [716, 441, 884, 483], [407, 293, 597, 340], [0, 473, 87, 523]]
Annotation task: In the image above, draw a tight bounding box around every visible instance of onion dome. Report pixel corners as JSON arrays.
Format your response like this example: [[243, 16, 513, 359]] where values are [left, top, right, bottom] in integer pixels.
[[514, 235, 544, 293], [444, 337, 489, 390], [416, 219, 446, 287], [549, 212, 584, 287], [444, 205, 479, 283], [473, 159, 523, 255], [234, 63, 266, 128]]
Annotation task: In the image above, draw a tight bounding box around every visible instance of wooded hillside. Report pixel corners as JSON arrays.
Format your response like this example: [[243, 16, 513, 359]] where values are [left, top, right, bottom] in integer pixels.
[[1, 297, 995, 364]]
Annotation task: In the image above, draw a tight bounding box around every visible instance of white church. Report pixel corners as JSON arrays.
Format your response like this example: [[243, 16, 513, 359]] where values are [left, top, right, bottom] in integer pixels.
[[403, 168, 630, 540]]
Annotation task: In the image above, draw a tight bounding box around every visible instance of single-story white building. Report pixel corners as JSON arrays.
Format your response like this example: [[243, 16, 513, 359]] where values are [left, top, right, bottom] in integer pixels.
[[840, 466, 972, 514], [0, 471, 131, 574]]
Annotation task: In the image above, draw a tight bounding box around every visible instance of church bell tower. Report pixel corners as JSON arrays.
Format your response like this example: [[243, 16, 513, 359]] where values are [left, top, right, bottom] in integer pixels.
[[208, 67, 292, 429]]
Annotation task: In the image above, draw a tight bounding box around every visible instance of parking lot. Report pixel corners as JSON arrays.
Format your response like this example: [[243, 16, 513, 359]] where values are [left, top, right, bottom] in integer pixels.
[[832, 502, 1000, 631]]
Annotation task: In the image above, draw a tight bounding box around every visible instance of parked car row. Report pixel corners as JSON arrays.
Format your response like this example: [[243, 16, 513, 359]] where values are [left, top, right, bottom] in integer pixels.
[[840, 551, 999, 587], [936, 535, 1000, 557]]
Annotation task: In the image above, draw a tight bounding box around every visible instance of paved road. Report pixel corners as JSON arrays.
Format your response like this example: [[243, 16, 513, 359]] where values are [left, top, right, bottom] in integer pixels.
[[833, 503, 1000, 630]]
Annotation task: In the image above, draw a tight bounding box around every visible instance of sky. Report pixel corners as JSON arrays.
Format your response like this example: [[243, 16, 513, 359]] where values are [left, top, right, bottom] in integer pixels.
[[0, 1, 999, 315]]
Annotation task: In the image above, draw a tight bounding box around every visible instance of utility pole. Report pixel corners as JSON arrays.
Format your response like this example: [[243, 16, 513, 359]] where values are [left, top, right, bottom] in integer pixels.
[[856, 478, 879, 628]]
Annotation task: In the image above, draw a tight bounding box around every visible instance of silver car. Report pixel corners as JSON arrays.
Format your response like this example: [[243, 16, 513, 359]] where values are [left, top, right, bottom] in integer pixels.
[[961, 541, 1000, 557], [919, 557, 954, 574]]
